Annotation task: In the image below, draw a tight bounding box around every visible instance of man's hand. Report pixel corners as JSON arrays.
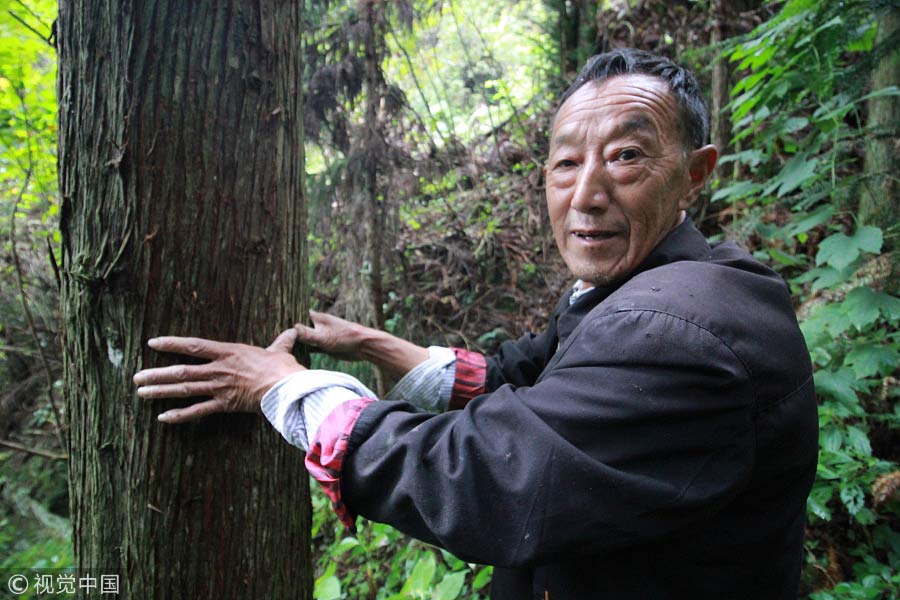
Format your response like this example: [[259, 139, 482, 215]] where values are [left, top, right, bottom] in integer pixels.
[[295, 309, 429, 379], [133, 328, 305, 423], [294, 310, 373, 361]]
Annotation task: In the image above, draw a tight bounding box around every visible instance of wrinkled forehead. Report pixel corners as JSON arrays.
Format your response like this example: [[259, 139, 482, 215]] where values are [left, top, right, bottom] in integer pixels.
[[550, 74, 682, 146]]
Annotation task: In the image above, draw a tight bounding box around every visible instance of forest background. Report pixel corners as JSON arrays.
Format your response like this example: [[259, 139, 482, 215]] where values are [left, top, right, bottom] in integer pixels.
[[0, 0, 898, 598]]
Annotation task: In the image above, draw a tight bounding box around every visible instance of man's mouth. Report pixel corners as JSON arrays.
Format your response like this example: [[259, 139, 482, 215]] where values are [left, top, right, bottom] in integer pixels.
[[571, 230, 618, 241]]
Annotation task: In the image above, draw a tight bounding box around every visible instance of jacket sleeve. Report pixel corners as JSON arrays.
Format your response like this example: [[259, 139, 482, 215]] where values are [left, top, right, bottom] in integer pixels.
[[482, 292, 571, 392], [483, 328, 557, 392], [338, 308, 757, 567]]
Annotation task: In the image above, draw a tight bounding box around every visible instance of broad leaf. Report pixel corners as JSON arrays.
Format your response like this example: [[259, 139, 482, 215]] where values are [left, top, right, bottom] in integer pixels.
[[815, 368, 859, 406], [401, 554, 436, 596], [845, 425, 872, 456], [433, 571, 467, 600], [816, 227, 883, 270], [839, 483, 864, 516], [844, 343, 900, 379], [472, 567, 493, 591]]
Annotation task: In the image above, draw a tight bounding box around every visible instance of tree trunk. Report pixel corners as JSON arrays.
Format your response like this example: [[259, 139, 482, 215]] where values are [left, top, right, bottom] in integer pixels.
[[860, 7, 900, 266], [364, 3, 387, 397], [709, 0, 731, 180], [57, 2, 311, 598]]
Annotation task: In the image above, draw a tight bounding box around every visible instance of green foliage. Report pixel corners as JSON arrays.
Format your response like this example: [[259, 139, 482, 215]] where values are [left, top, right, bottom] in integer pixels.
[[311, 484, 492, 599], [718, 1, 900, 596], [383, 0, 554, 145]]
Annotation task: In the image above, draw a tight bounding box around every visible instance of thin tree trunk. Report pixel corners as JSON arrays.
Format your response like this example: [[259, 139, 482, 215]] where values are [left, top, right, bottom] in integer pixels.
[[861, 7, 900, 264], [697, 0, 733, 227], [364, 4, 387, 396], [709, 0, 731, 179], [58, 2, 312, 597]]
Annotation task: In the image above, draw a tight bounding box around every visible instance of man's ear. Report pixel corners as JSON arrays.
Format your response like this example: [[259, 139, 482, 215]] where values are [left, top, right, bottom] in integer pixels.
[[679, 144, 718, 209]]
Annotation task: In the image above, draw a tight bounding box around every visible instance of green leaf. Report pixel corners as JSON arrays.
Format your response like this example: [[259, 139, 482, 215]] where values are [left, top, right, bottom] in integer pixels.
[[853, 507, 876, 525], [787, 205, 833, 238], [432, 571, 466, 600], [314, 563, 341, 600], [815, 235, 855, 269], [767, 248, 805, 266], [858, 85, 900, 103], [802, 302, 853, 342], [844, 343, 900, 379], [843, 287, 884, 331], [769, 154, 819, 197], [717, 149, 765, 168], [816, 227, 883, 270], [839, 483, 864, 516], [401, 554, 436, 596], [711, 180, 762, 203], [822, 427, 843, 452], [783, 116, 809, 133], [874, 291, 900, 320], [792, 266, 852, 292], [815, 368, 859, 406], [472, 567, 493, 591], [807, 486, 833, 521], [845, 425, 872, 456]]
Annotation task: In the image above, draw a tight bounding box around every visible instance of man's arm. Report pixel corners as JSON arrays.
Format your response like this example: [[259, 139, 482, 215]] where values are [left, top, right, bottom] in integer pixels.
[[310, 308, 757, 567]]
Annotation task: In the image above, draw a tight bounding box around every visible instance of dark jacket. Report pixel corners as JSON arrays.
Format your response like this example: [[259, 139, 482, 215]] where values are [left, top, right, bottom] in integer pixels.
[[342, 219, 818, 599]]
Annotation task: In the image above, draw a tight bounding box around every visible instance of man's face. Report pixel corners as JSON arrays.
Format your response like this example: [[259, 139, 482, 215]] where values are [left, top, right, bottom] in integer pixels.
[[545, 74, 713, 286]]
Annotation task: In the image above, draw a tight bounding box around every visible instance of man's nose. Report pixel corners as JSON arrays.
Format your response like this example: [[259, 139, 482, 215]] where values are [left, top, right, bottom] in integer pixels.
[[570, 157, 610, 212]]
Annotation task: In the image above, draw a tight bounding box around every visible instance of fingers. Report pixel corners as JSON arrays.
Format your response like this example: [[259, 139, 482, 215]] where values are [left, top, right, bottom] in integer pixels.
[[157, 399, 226, 423], [147, 336, 230, 359], [133, 364, 210, 386], [293, 322, 325, 348], [308, 309, 330, 323], [136, 380, 219, 399], [267, 328, 298, 352]]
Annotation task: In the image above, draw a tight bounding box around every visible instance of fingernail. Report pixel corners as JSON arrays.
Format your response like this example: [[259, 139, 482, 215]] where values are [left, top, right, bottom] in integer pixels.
[[157, 411, 174, 422], [148, 338, 160, 348]]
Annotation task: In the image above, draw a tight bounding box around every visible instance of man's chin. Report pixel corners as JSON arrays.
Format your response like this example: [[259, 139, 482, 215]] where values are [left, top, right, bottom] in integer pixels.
[[570, 265, 620, 287]]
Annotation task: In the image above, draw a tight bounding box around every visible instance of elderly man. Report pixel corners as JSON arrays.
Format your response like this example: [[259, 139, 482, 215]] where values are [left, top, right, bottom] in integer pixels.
[[134, 49, 818, 599]]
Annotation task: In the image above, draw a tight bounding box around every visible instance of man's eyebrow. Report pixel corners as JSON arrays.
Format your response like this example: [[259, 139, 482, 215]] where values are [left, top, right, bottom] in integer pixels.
[[612, 116, 656, 138], [552, 116, 657, 148], [552, 130, 577, 147]]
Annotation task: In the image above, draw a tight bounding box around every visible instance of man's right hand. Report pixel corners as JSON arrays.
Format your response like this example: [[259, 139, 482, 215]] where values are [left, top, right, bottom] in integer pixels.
[[294, 310, 372, 362]]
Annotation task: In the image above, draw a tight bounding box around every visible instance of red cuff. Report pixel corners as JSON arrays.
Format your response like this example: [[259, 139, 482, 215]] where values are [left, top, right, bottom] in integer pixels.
[[305, 398, 375, 531], [449, 348, 487, 410]]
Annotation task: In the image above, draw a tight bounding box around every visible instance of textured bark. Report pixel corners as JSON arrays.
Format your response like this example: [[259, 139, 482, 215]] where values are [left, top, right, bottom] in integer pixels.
[[363, 4, 387, 397], [861, 7, 900, 260], [709, 0, 731, 180], [57, 2, 311, 598]]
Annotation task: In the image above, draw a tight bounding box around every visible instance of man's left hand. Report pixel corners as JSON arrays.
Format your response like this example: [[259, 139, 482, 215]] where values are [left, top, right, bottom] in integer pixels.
[[133, 328, 305, 423]]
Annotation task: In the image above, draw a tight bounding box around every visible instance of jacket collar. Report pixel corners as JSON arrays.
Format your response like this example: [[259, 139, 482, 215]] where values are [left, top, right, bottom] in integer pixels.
[[556, 217, 710, 343]]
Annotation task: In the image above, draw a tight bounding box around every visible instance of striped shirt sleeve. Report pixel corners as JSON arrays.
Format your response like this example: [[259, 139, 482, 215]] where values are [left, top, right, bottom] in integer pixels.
[[260, 370, 376, 451], [384, 346, 456, 412]]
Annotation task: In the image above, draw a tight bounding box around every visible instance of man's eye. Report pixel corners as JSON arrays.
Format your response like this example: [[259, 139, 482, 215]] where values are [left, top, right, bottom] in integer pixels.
[[615, 149, 642, 161], [554, 159, 577, 169]]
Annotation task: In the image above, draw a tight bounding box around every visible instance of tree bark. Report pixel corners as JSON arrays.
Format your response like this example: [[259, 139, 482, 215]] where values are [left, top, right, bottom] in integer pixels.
[[364, 3, 387, 397], [57, 2, 311, 598], [709, 0, 731, 180], [860, 7, 900, 264]]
